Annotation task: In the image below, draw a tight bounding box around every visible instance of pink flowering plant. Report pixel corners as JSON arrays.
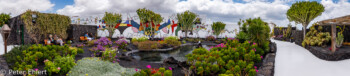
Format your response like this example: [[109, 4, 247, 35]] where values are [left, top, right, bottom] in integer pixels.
[[186, 39, 262, 76], [90, 37, 113, 57], [115, 39, 128, 49]]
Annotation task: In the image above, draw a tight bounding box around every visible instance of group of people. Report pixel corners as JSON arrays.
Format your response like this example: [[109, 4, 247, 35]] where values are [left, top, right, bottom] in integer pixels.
[[47, 34, 64, 46]]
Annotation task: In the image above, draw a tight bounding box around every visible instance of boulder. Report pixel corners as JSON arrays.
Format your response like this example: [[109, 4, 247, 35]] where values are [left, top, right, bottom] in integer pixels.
[[119, 56, 134, 61], [269, 42, 277, 53], [163, 57, 179, 64]]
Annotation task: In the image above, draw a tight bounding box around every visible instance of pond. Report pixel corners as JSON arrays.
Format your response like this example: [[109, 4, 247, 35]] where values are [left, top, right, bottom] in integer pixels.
[[131, 45, 212, 63]]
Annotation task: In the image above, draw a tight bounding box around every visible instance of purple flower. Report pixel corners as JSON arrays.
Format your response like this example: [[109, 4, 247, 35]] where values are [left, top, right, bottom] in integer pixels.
[[169, 67, 172, 70], [113, 61, 116, 63], [34, 68, 38, 71], [146, 65, 152, 69], [115, 55, 118, 58], [117, 59, 120, 62]]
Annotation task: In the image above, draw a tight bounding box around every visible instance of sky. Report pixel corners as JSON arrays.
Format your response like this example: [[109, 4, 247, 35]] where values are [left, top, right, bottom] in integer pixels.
[[0, 0, 350, 28]]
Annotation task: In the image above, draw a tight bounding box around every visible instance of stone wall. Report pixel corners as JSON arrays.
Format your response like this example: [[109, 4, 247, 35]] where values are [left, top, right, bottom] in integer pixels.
[[6, 15, 35, 45], [68, 24, 97, 43], [314, 25, 350, 42]]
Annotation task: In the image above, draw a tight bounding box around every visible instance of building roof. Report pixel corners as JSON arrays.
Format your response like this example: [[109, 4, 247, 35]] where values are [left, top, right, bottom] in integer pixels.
[[317, 15, 350, 26]]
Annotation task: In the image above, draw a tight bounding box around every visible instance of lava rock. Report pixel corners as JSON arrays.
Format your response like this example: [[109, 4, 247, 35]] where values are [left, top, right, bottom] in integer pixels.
[[257, 53, 275, 76], [269, 42, 277, 53], [119, 56, 134, 61], [163, 57, 179, 64]]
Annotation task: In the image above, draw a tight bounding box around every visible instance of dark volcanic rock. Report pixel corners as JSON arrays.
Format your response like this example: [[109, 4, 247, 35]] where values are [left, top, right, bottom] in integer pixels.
[[269, 42, 277, 53], [119, 56, 135, 61], [163, 57, 179, 64], [308, 46, 350, 61], [257, 53, 275, 76]]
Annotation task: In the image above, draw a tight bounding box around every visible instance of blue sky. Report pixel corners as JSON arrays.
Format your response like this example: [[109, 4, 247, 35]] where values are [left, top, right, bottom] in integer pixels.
[[50, 0, 74, 11]]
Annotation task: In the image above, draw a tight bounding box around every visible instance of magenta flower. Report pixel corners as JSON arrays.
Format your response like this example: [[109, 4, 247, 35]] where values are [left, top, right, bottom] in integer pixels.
[[254, 66, 257, 69], [146, 65, 152, 69], [135, 68, 138, 71], [169, 67, 172, 70], [253, 48, 256, 51], [34, 68, 38, 71], [117, 59, 120, 62], [253, 43, 257, 45], [248, 41, 251, 43], [261, 56, 263, 59], [256, 70, 259, 72], [113, 61, 116, 63], [57, 67, 61, 70]]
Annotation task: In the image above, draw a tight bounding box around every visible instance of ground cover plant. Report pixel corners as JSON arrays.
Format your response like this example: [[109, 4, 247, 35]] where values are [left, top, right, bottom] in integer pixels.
[[186, 39, 262, 76], [132, 36, 181, 50], [68, 57, 136, 76]]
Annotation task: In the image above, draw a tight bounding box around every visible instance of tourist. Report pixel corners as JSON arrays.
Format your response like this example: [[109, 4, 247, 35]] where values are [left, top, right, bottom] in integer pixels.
[[85, 33, 93, 41], [48, 34, 55, 44], [54, 35, 64, 46]]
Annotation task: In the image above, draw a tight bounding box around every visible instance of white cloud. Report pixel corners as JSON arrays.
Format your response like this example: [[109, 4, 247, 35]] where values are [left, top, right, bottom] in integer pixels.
[[56, 0, 350, 28], [0, 0, 55, 17]]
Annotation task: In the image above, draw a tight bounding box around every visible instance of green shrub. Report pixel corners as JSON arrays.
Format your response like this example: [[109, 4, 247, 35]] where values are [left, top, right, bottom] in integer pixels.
[[283, 24, 292, 38], [101, 49, 117, 62], [186, 39, 260, 76], [212, 22, 226, 37], [0, 13, 10, 27], [68, 57, 136, 76], [164, 36, 181, 47], [45, 56, 76, 75], [7, 44, 82, 73], [132, 36, 149, 43], [5, 45, 31, 64], [206, 35, 216, 41], [138, 41, 159, 50], [236, 32, 249, 41], [238, 18, 270, 51]]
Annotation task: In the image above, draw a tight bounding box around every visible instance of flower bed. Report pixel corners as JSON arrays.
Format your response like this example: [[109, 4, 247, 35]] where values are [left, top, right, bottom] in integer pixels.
[[4, 44, 84, 76], [132, 36, 182, 51], [185, 39, 263, 76]]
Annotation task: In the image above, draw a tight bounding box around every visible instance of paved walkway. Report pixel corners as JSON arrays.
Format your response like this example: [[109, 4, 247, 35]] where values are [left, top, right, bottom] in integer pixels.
[[0, 35, 15, 55], [272, 39, 350, 76]]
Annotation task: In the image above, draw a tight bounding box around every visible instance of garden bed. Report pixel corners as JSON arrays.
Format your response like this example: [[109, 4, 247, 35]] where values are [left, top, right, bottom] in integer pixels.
[[306, 45, 350, 61]]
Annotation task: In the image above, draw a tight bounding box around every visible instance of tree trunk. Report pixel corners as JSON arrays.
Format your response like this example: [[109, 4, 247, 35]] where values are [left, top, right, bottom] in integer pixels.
[[185, 30, 188, 39], [303, 24, 306, 40], [109, 29, 113, 38]]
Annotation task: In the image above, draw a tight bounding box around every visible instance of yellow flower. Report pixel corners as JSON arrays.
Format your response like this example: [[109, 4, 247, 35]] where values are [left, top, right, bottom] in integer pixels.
[[86, 74, 88, 76]]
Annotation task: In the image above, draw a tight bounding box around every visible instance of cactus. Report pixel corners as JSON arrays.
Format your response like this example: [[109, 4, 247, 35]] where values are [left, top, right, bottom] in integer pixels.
[[302, 25, 331, 47]]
